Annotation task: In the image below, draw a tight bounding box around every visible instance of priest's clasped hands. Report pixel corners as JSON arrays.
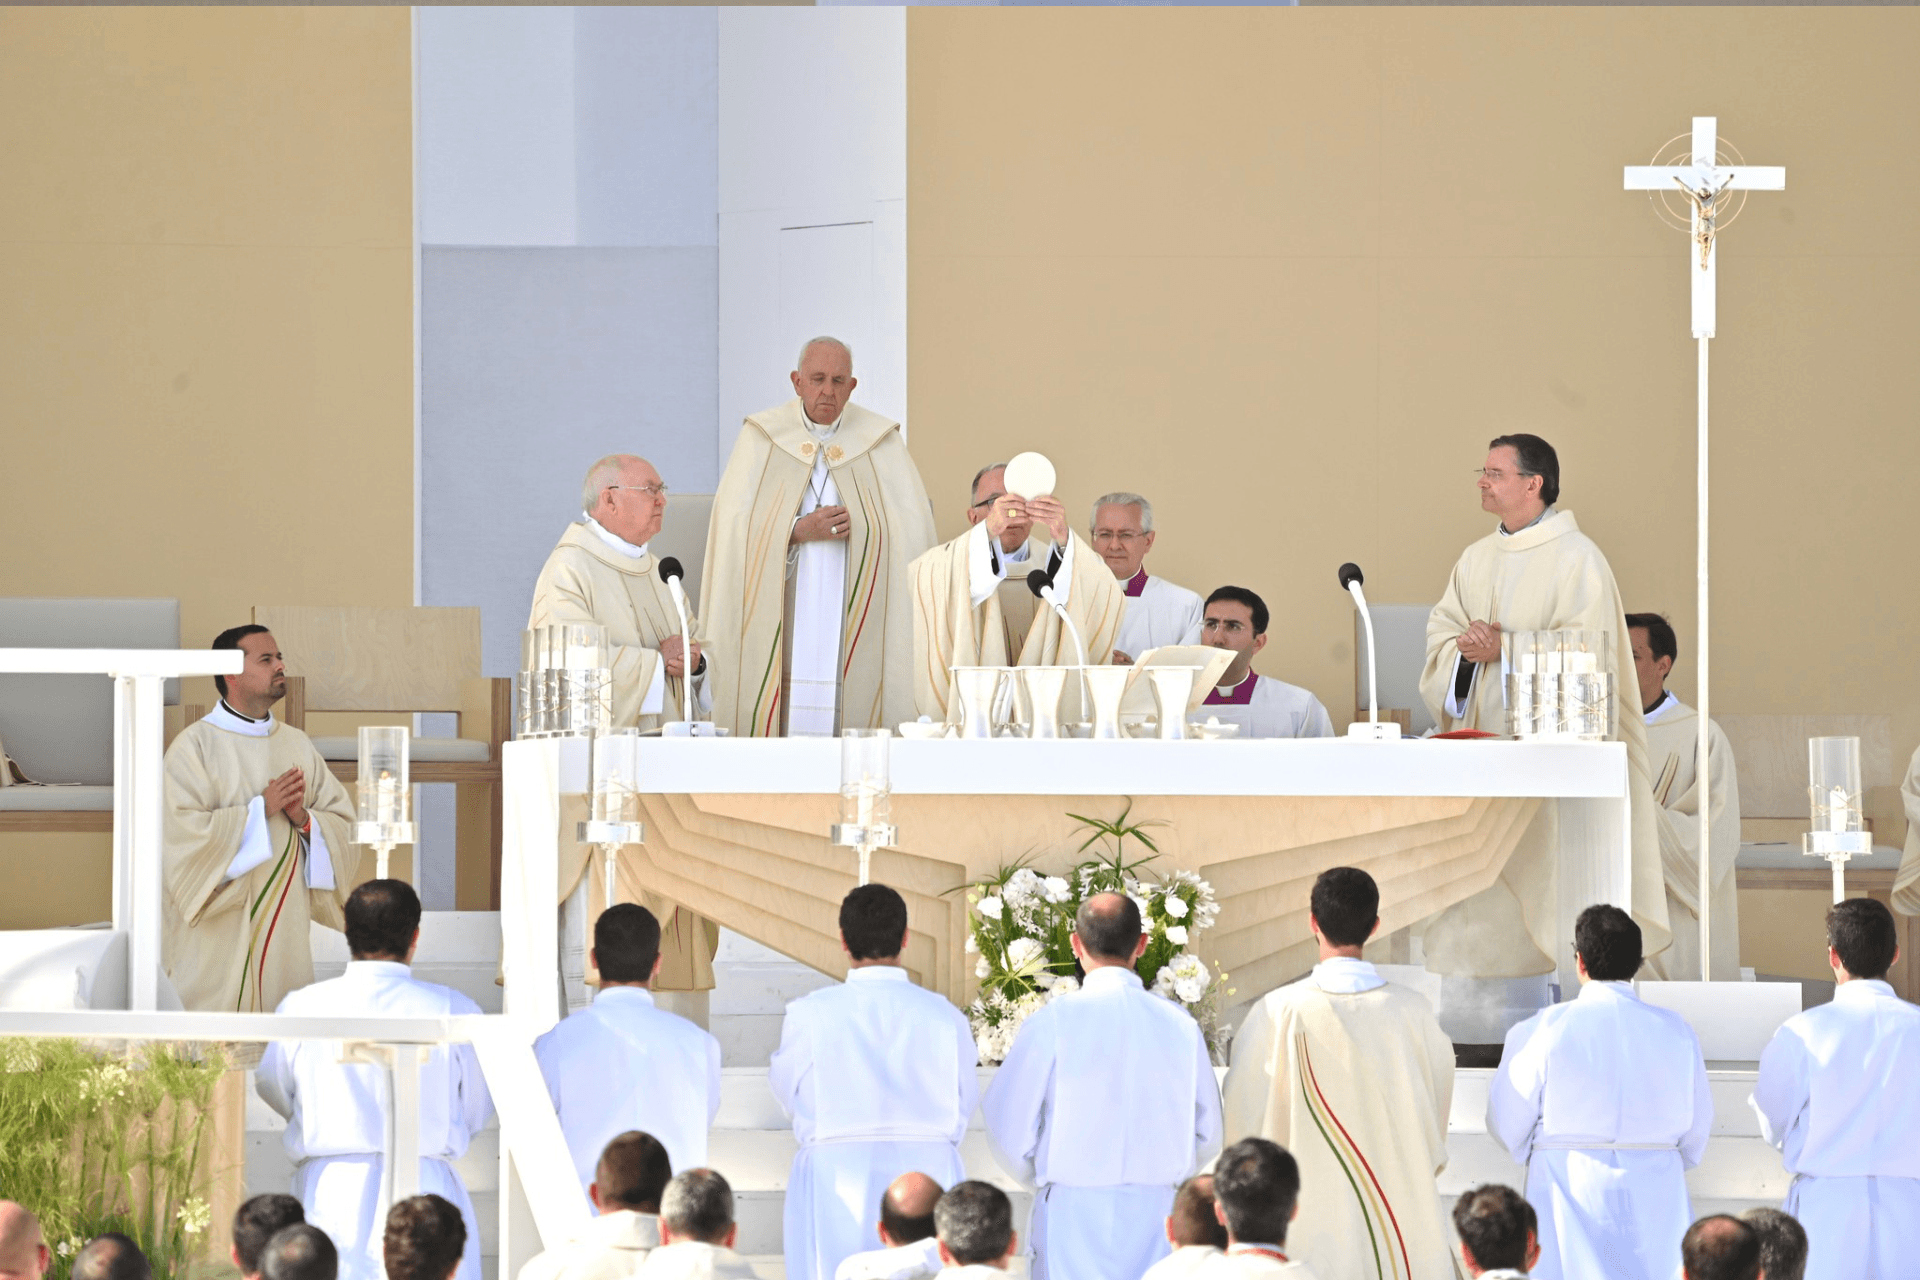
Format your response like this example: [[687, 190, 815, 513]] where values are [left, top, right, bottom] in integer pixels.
[[262, 766, 309, 831], [1458, 619, 1504, 663], [985, 492, 1070, 547], [658, 634, 703, 679]]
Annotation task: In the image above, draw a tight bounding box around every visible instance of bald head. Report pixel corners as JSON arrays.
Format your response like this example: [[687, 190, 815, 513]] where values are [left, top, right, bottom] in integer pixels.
[[0, 1203, 47, 1280], [1075, 892, 1144, 965], [581, 454, 666, 548], [878, 1172, 942, 1247]]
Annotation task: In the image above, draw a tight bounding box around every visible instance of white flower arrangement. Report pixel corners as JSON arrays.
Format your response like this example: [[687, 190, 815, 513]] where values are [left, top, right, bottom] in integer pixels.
[[961, 805, 1234, 1064]]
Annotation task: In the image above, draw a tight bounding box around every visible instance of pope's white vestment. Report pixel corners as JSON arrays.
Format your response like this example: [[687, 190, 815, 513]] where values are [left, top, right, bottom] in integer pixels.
[[1487, 980, 1712, 1280], [1751, 977, 1920, 1280], [771, 966, 978, 1280], [982, 966, 1223, 1280], [1221, 958, 1454, 1280], [257, 961, 494, 1280], [534, 985, 723, 1205], [1115, 569, 1205, 660], [1642, 695, 1742, 981], [834, 1236, 943, 1280], [1199, 673, 1333, 739]]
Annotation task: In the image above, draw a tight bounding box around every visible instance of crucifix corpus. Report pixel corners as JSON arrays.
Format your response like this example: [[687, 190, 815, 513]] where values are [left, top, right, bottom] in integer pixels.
[[1623, 117, 1784, 977]]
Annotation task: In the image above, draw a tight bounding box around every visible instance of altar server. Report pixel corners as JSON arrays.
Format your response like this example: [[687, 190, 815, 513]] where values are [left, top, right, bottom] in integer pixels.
[[384, 1196, 467, 1280], [530, 453, 717, 1005], [1739, 1208, 1807, 1280], [703, 338, 936, 737], [535, 905, 721, 1206], [257, 882, 493, 1280], [1680, 1217, 1761, 1280], [518, 1131, 671, 1280], [1139, 1176, 1225, 1280], [1091, 492, 1204, 664], [163, 625, 357, 1012], [1222, 867, 1455, 1280], [1198, 1139, 1318, 1278], [1418, 434, 1668, 979], [1452, 1184, 1541, 1279], [1197, 588, 1332, 739], [635, 1171, 760, 1280], [833, 1173, 945, 1280], [931, 1182, 1017, 1277], [910, 464, 1124, 722], [1628, 613, 1743, 980], [1751, 897, 1920, 1280], [1487, 904, 1712, 1280], [771, 885, 977, 1280], [982, 892, 1222, 1280]]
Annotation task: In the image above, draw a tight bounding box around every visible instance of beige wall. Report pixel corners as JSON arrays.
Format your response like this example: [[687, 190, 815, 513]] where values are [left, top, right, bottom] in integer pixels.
[[907, 7, 1920, 838], [0, 9, 414, 922]]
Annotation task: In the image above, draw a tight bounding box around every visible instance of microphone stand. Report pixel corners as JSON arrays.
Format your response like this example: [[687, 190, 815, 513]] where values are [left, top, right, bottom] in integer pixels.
[[1340, 563, 1401, 741]]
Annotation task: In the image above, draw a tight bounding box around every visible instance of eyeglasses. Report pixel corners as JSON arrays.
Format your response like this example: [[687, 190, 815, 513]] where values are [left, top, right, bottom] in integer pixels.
[[970, 491, 1006, 511], [1472, 468, 1537, 482], [608, 484, 669, 499], [1091, 530, 1147, 543]]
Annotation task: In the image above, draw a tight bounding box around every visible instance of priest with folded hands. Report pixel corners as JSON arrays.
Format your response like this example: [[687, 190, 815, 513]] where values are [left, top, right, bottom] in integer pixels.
[[910, 462, 1123, 722]]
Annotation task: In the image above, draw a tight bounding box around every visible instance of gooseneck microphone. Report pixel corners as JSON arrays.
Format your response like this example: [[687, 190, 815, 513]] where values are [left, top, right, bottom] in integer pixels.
[[1027, 570, 1088, 669], [657, 556, 695, 724], [1338, 562, 1399, 740]]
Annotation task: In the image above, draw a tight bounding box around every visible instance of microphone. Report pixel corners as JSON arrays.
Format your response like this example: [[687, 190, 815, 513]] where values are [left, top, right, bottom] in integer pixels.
[[1338, 562, 1400, 740], [656, 557, 695, 725], [1026, 568, 1090, 715]]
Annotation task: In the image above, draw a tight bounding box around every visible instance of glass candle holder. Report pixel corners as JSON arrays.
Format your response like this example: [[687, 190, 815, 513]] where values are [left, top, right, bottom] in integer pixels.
[[839, 729, 893, 833], [1808, 736, 1864, 837], [357, 727, 410, 826], [589, 728, 644, 826]]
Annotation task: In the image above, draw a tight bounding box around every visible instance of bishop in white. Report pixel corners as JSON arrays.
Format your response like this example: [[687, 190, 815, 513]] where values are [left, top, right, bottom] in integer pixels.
[[257, 881, 494, 1280], [1090, 492, 1204, 664], [982, 892, 1223, 1280], [1488, 905, 1711, 1280], [771, 885, 979, 1280], [535, 903, 722, 1207], [1751, 897, 1920, 1280]]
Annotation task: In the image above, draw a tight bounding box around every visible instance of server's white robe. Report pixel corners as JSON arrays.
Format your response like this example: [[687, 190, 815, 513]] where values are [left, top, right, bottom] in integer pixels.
[[1751, 977, 1920, 1280], [982, 966, 1223, 1280], [1487, 979, 1712, 1280], [770, 966, 978, 1280], [1115, 570, 1205, 660], [534, 986, 723, 1206], [1140, 1245, 1223, 1280], [1199, 673, 1333, 739], [633, 1241, 762, 1279], [834, 1236, 944, 1280], [1641, 696, 1743, 981], [1192, 1247, 1321, 1277], [517, 1210, 661, 1280], [257, 961, 494, 1280]]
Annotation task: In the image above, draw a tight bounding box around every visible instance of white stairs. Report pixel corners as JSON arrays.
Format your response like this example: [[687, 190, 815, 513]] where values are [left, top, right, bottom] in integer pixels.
[[242, 915, 1790, 1280]]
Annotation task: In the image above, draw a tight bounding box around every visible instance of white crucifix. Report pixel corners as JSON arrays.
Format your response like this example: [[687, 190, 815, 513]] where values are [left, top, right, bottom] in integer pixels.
[[1623, 117, 1784, 979]]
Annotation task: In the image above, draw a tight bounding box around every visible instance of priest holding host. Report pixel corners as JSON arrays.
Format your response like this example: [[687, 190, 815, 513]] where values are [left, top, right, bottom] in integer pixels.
[[910, 460, 1124, 722], [1419, 433, 1671, 979], [702, 337, 937, 738], [162, 624, 358, 1013], [529, 454, 717, 1014], [1092, 492, 1205, 664]]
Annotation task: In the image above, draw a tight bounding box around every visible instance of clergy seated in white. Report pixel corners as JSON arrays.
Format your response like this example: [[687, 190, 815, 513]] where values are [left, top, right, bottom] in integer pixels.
[[929, 1181, 1018, 1278], [232, 1193, 309, 1280], [384, 1194, 469, 1280], [1628, 613, 1742, 981], [1452, 1184, 1542, 1280], [702, 336, 935, 738], [1192, 1139, 1317, 1277], [1196, 589, 1332, 739], [1222, 868, 1455, 1280], [633, 1171, 761, 1280], [833, 1173, 947, 1280], [260, 1223, 337, 1280], [1089, 491, 1204, 665], [1739, 1208, 1808, 1280], [772, 885, 978, 1280], [535, 905, 721, 1205], [1751, 898, 1920, 1280], [1679, 1216, 1763, 1280], [163, 624, 358, 1012], [982, 892, 1223, 1280], [1417, 433, 1667, 987], [257, 883, 494, 1280], [531, 453, 717, 1010], [910, 462, 1124, 722], [1488, 904, 1711, 1280], [518, 1131, 669, 1280], [1139, 1175, 1227, 1280]]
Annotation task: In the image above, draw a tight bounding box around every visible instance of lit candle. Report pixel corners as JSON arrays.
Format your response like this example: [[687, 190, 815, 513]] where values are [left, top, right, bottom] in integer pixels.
[[1828, 784, 1850, 834]]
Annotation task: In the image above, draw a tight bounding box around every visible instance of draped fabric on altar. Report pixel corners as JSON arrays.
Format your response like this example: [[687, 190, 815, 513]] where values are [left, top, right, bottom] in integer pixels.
[[1418, 510, 1670, 974], [701, 398, 936, 738]]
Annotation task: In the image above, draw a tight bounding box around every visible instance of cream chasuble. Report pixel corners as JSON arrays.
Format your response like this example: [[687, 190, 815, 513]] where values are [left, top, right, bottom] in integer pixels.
[[1890, 745, 1920, 915], [702, 398, 936, 738], [1417, 510, 1670, 975], [909, 526, 1124, 722], [1221, 959, 1456, 1280], [1641, 698, 1742, 981], [162, 711, 356, 1012], [529, 521, 716, 991]]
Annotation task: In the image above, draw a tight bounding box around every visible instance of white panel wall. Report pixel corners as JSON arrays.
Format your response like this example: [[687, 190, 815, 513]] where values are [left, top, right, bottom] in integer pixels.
[[717, 8, 908, 449]]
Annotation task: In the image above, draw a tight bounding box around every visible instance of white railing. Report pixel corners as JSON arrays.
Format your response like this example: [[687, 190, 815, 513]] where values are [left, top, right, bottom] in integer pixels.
[[0, 1009, 591, 1269]]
